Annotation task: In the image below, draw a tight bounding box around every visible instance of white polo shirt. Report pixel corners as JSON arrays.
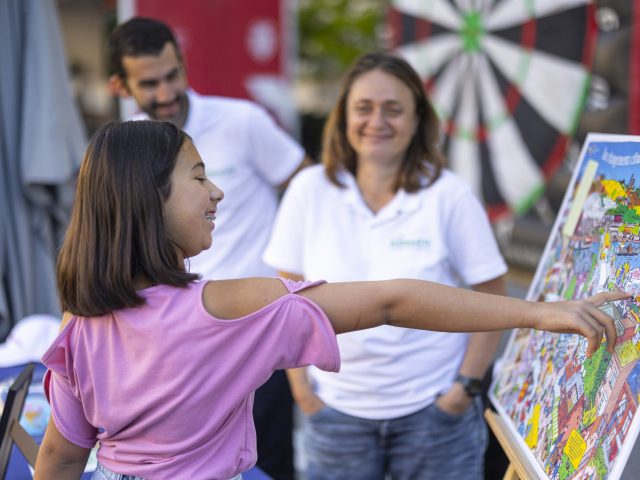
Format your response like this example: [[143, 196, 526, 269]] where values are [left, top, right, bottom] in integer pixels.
[[263, 165, 507, 419]]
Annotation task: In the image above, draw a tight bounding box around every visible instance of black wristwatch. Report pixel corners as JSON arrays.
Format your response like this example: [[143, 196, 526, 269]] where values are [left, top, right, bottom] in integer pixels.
[[455, 374, 483, 398]]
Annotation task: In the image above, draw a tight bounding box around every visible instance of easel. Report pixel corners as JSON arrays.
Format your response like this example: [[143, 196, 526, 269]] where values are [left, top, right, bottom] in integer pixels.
[[0, 364, 39, 478], [484, 409, 541, 480]]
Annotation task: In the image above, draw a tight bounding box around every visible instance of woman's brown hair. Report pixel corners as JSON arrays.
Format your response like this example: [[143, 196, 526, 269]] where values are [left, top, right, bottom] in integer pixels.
[[322, 51, 445, 192], [56, 120, 198, 317]]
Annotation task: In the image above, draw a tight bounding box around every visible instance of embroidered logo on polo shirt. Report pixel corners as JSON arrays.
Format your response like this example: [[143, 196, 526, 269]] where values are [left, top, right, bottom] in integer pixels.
[[390, 237, 431, 250]]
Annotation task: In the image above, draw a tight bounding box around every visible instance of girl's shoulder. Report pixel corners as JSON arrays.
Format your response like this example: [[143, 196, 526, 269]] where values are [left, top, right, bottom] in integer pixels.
[[202, 277, 289, 320], [40, 312, 82, 373], [59, 311, 74, 330], [201, 277, 325, 321]]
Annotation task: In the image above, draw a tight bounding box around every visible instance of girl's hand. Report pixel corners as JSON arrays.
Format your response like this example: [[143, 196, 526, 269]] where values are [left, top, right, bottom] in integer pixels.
[[531, 291, 631, 357]]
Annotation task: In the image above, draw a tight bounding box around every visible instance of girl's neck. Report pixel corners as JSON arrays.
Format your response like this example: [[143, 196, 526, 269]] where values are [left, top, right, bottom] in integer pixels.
[[355, 162, 398, 214]]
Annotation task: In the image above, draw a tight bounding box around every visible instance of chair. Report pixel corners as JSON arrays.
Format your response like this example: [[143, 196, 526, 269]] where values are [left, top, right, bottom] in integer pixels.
[[0, 363, 39, 478]]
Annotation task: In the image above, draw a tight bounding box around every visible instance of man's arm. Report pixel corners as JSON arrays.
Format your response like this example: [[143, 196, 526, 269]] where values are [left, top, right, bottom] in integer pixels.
[[277, 154, 314, 191]]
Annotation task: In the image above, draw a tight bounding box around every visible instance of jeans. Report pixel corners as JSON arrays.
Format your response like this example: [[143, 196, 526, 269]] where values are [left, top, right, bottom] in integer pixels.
[[303, 397, 488, 480], [91, 463, 243, 480], [91, 463, 145, 480]]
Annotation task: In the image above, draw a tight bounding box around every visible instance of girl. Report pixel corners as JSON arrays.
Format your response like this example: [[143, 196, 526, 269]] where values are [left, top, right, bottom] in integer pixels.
[[34, 120, 627, 480]]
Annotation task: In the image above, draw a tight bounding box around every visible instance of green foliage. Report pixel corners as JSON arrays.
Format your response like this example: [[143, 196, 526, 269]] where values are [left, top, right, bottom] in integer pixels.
[[558, 453, 576, 480], [298, 0, 389, 78], [583, 346, 612, 404], [564, 275, 577, 300], [606, 204, 640, 224], [622, 208, 640, 224], [592, 445, 607, 479]]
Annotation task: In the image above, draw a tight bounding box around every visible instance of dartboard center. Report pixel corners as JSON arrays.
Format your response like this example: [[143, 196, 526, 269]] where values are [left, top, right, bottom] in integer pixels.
[[461, 11, 485, 52]]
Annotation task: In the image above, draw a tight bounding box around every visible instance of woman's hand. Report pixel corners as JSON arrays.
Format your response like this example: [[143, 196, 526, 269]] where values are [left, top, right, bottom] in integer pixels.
[[286, 367, 325, 416], [295, 388, 326, 416], [435, 383, 472, 415], [530, 291, 631, 357]]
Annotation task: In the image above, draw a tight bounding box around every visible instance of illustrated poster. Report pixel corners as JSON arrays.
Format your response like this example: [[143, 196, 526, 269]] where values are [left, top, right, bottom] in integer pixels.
[[490, 134, 640, 480]]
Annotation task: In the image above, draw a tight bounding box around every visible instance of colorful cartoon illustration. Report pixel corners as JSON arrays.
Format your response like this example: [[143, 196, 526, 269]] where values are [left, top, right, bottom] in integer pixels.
[[491, 134, 640, 480]]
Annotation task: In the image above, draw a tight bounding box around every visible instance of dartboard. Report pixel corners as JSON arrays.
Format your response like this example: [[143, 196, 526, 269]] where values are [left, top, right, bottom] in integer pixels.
[[389, 0, 597, 220]]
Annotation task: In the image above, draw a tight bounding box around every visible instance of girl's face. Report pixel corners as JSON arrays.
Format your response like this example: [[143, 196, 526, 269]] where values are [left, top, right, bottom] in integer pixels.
[[346, 69, 418, 167], [163, 140, 223, 260]]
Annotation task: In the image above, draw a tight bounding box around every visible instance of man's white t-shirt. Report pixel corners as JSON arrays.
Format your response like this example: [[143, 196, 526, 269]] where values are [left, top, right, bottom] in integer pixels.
[[264, 165, 508, 419], [136, 90, 304, 279]]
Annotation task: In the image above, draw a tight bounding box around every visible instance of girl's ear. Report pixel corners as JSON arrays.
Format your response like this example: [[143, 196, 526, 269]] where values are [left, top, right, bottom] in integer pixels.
[[108, 75, 131, 98]]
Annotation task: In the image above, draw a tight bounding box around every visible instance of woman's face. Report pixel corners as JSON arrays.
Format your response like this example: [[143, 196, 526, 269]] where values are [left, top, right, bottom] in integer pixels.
[[163, 140, 224, 259], [346, 69, 418, 166]]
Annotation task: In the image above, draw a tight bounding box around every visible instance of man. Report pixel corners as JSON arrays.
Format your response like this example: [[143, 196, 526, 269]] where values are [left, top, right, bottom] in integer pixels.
[[108, 17, 310, 479]]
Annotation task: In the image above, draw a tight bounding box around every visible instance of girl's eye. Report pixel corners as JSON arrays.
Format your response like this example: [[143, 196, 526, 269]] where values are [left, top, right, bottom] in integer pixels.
[[196, 177, 207, 184]]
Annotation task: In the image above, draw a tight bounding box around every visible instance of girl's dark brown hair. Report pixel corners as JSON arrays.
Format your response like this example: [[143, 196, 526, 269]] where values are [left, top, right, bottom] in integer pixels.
[[322, 51, 445, 191], [57, 120, 198, 316]]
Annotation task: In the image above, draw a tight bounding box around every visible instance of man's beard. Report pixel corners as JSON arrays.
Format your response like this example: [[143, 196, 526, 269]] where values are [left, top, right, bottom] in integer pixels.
[[145, 92, 187, 124]]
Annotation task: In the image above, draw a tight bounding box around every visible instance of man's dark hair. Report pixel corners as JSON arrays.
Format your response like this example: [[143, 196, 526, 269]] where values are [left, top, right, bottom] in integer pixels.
[[108, 17, 180, 79]]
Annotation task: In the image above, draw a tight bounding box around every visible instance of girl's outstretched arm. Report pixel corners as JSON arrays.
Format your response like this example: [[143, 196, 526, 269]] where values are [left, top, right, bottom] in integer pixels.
[[34, 418, 90, 480], [297, 279, 630, 357], [204, 278, 630, 357]]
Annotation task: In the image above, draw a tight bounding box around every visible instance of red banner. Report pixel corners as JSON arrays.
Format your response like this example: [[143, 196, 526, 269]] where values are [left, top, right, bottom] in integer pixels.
[[133, 0, 288, 99]]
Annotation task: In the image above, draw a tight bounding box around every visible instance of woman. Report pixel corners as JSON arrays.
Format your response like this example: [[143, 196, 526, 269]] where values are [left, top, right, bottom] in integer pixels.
[[264, 52, 508, 479]]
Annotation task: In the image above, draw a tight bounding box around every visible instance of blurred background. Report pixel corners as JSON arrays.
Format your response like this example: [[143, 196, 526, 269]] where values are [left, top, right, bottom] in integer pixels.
[[1, 0, 639, 478], [3, 0, 634, 326], [0, 0, 637, 345], [0, 0, 638, 344]]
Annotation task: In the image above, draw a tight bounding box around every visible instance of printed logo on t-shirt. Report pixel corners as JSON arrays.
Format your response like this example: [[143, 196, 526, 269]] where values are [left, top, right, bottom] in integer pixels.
[[390, 237, 431, 250]]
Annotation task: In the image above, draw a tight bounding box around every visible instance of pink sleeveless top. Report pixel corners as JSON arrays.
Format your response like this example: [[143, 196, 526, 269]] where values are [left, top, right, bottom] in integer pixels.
[[42, 278, 339, 479]]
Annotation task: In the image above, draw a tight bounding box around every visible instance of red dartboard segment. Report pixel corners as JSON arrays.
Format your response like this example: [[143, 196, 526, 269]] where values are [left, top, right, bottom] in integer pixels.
[[389, 0, 597, 221]]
